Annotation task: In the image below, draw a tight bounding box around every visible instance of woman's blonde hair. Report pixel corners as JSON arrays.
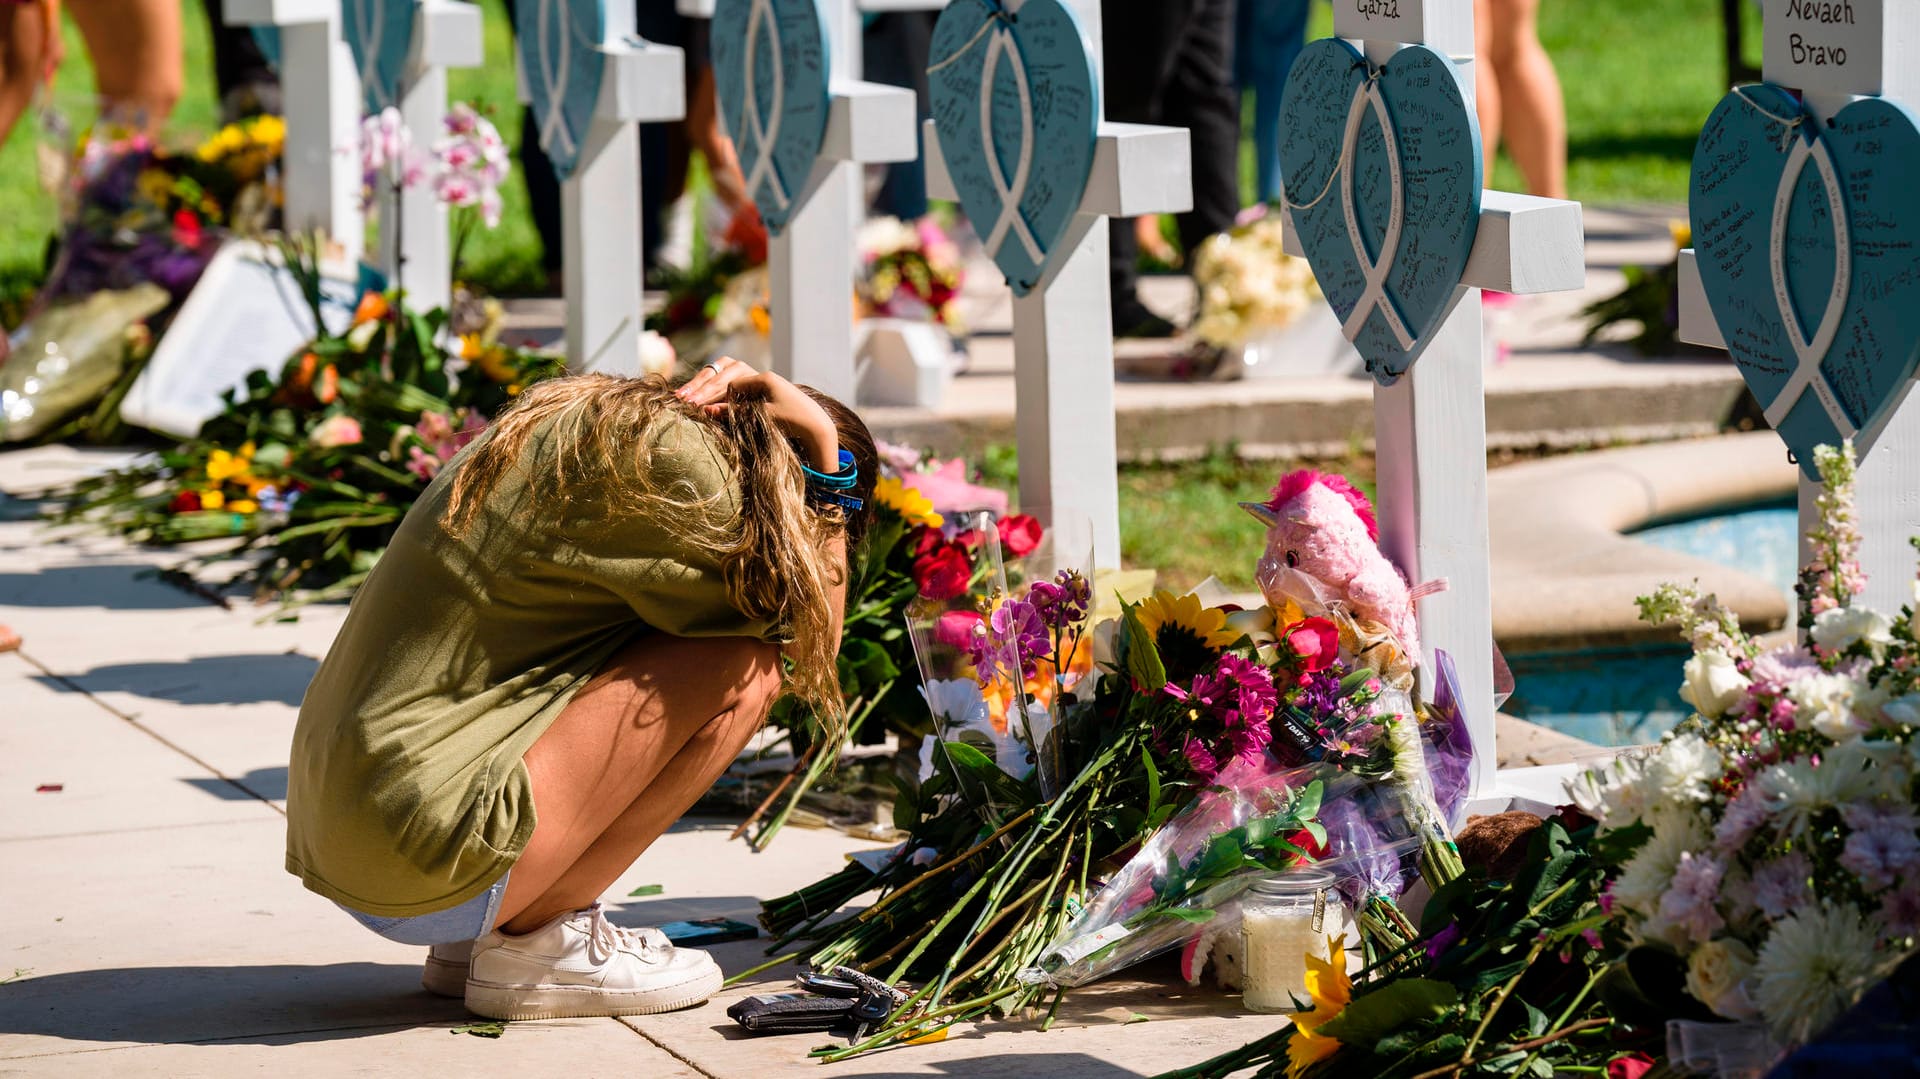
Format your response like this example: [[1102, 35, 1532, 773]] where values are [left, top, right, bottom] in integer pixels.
[[444, 373, 876, 736]]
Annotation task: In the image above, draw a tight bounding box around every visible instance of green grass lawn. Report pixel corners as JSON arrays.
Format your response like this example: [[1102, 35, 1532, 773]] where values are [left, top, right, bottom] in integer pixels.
[[1, 0, 1757, 304]]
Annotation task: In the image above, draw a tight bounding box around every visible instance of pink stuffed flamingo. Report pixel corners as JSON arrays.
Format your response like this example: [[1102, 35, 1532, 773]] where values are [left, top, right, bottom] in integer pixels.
[[1240, 470, 1435, 664]]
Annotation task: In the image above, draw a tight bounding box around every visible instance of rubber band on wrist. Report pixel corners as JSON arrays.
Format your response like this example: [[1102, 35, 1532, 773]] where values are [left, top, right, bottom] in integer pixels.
[[801, 449, 858, 491]]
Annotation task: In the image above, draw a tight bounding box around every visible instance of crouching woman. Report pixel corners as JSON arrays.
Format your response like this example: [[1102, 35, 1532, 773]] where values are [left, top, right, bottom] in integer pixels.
[[284, 359, 875, 1020]]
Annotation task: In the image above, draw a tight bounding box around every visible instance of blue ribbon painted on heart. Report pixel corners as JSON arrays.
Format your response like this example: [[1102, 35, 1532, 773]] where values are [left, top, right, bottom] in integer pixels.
[[1278, 38, 1482, 385], [512, 0, 605, 182], [1690, 84, 1920, 479], [926, 0, 1099, 297], [712, 0, 831, 236], [343, 0, 417, 115]]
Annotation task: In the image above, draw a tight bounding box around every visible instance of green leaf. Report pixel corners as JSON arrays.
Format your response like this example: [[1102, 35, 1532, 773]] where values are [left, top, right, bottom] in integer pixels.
[[450, 1021, 505, 1038], [1142, 746, 1163, 819], [1121, 603, 1166, 691], [1315, 979, 1458, 1049], [1291, 779, 1324, 822], [1158, 907, 1216, 925], [1521, 999, 1550, 1038], [627, 884, 663, 898]]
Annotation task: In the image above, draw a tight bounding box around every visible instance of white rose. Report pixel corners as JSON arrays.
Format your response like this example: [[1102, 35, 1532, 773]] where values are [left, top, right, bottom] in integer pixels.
[[638, 330, 677, 378], [1686, 938, 1762, 1021], [1789, 672, 1869, 741], [1679, 651, 1749, 719], [1811, 605, 1894, 658], [1224, 606, 1277, 645]]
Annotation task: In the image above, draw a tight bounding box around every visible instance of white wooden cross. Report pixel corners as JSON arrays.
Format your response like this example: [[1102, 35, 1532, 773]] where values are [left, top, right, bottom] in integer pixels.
[[365, 0, 484, 311], [684, 0, 920, 403], [1678, 0, 1920, 617], [226, 0, 366, 264], [1282, 0, 1586, 803], [923, 0, 1192, 572], [517, 4, 686, 374]]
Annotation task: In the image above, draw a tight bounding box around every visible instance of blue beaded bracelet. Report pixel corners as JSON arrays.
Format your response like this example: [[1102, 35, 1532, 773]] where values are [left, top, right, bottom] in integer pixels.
[[801, 449, 859, 491]]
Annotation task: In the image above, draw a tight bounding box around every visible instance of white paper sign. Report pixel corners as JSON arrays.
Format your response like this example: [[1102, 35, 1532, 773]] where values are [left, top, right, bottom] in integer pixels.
[[1332, 0, 1472, 58], [1762, 0, 1915, 98], [120, 242, 358, 439]]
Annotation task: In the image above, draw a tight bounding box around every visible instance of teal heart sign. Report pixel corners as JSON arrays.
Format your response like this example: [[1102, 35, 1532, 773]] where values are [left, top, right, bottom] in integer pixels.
[[1278, 38, 1482, 384], [343, 0, 416, 114], [513, 0, 605, 181], [1690, 84, 1920, 480], [712, 0, 831, 236], [927, 0, 1099, 296]]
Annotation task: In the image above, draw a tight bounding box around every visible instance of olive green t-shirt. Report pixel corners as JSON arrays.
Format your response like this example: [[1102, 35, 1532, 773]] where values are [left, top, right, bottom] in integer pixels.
[[285, 409, 774, 916]]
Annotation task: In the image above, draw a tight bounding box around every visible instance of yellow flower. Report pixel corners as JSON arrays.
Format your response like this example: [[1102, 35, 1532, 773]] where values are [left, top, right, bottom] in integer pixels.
[[205, 451, 244, 483], [1286, 937, 1353, 1078], [1134, 590, 1238, 652], [1669, 219, 1692, 250], [228, 499, 259, 515], [872, 476, 943, 528], [136, 168, 173, 204], [749, 303, 771, 337], [198, 488, 226, 510]]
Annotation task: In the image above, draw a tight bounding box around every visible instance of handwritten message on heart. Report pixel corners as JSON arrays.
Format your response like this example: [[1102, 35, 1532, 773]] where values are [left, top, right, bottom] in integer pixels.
[[513, 0, 605, 182], [712, 0, 832, 236], [927, 0, 1099, 296], [1278, 38, 1482, 385], [343, 0, 416, 114], [1690, 84, 1920, 478]]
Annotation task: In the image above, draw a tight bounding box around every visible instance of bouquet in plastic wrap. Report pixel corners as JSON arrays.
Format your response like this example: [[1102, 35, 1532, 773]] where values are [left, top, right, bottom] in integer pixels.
[[753, 470, 1471, 1061]]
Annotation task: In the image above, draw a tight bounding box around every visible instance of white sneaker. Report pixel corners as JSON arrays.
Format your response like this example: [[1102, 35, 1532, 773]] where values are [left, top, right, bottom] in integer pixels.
[[464, 904, 723, 1020], [423, 940, 473, 998]]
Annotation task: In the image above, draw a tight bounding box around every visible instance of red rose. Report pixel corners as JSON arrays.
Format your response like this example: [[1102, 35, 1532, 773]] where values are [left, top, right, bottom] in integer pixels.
[[171, 208, 203, 250], [1282, 617, 1340, 672], [168, 490, 202, 513], [999, 514, 1043, 557], [910, 526, 943, 557], [1607, 1054, 1656, 1079], [1282, 827, 1328, 865], [914, 543, 971, 601], [952, 528, 983, 551]]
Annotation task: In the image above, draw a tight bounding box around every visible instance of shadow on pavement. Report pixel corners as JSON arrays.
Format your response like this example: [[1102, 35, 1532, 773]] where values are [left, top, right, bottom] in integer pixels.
[[185, 766, 290, 802], [37, 652, 319, 706], [771, 1052, 1145, 1078], [0, 963, 465, 1047], [0, 564, 212, 610]]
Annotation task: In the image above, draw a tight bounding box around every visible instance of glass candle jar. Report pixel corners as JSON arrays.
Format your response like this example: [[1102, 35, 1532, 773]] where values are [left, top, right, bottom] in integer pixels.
[[1239, 868, 1353, 1013]]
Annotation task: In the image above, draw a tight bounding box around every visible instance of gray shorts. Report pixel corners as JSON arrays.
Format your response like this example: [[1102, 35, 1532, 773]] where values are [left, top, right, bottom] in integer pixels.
[[339, 873, 510, 946]]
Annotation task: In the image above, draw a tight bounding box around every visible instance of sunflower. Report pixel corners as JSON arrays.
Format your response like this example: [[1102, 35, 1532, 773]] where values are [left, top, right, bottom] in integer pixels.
[[872, 476, 943, 528], [1133, 590, 1237, 680], [1286, 937, 1353, 1078]]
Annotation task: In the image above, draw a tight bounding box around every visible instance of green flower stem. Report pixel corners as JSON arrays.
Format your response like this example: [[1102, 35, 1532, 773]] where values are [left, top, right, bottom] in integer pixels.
[[721, 951, 805, 988], [751, 691, 880, 849], [810, 984, 1026, 1063], [1507, 965, 1606, 1078], [1459, 936, 1548, 1062], [853, 807, 1038, 928]]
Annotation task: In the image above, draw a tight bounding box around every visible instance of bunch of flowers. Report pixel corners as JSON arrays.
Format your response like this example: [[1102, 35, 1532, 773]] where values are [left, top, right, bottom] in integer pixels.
[[856, 215, 965, 330], [54, 236, 565, 599], [1581, 218, 1691, 356], [1569, 442, 1919, 1052], [646, 201, 770, 368], [359, 102, 510, 282], [1190, 205, 1321, 350], [754, 471, 1469, 1062], [736, 444, 1036, 848]]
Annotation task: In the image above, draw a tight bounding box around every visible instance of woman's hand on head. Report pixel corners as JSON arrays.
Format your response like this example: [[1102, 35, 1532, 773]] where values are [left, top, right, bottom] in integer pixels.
[[674, 357, 839, 472]]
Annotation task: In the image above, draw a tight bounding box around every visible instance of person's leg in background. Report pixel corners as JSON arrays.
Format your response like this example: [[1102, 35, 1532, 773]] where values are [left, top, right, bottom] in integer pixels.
[[0, 0, 59, 149], [200, 0, 279, 122], [1483, 0, 1566, 199], [1102, 0, 1194, 338], [66, 0, 182, 134], [864, 12, 933, 223], [1157, 0, 1238, 261], [1237, 0, 1311, 206]]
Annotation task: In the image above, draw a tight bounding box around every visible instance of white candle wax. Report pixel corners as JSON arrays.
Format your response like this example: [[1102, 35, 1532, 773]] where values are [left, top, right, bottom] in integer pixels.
[[1240, 898, 1352, 1013]]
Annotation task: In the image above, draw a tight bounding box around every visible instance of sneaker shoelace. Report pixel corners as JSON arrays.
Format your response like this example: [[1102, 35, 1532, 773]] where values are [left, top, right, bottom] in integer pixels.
[[580, 904, 673, 966]]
